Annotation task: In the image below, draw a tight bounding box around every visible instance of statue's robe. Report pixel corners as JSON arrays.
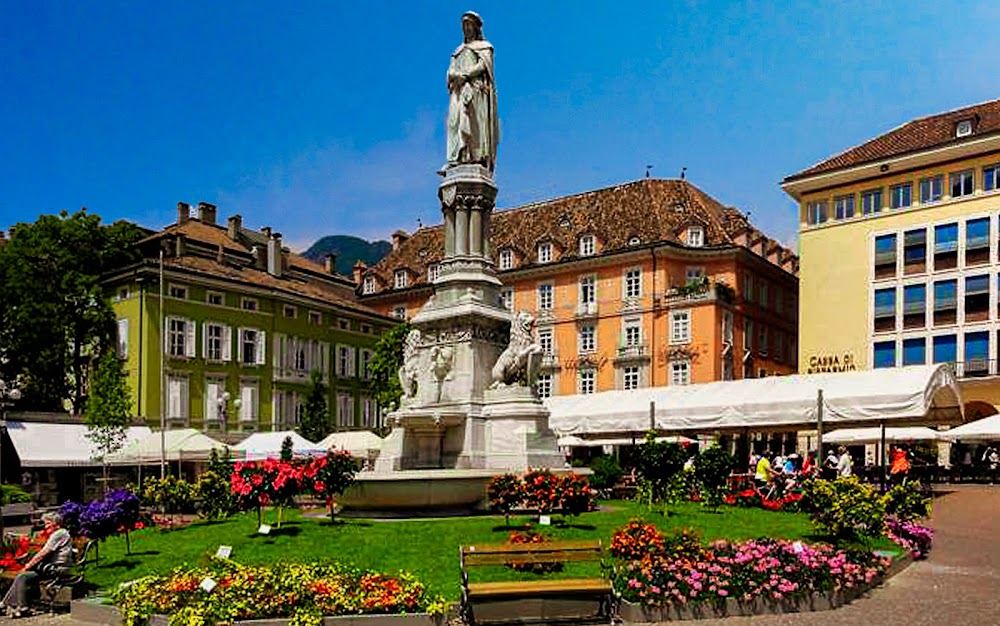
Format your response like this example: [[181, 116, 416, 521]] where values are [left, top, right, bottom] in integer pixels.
[[446, 39, 499, 171]]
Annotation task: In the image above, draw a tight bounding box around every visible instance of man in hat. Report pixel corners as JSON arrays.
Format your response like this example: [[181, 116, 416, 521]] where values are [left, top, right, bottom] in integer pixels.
[[446, 11, 500, 173]]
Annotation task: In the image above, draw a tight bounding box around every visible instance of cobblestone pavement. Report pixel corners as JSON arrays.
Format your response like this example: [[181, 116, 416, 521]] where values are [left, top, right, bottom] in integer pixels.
[[6, 485, 1000, 625]]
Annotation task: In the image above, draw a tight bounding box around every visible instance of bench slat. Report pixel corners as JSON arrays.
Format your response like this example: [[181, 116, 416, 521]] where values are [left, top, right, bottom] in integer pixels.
[[463, 540, 601, 555], [468, 578, 611, 597], [464, 550, 603, 566]]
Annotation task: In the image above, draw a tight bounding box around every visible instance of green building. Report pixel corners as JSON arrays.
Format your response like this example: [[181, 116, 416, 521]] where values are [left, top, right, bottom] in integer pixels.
[[103, 202, 394, 437]]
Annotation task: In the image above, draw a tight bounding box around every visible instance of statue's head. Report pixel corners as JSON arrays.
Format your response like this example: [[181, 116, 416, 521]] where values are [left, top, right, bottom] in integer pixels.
[[461, 11, 484, 42]]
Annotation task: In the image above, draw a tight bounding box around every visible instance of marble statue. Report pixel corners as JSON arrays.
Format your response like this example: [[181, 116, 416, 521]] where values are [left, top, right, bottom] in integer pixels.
[[446, 11, 499, 173], [398, 329, 421, 405], [490, 311, 542, 388]]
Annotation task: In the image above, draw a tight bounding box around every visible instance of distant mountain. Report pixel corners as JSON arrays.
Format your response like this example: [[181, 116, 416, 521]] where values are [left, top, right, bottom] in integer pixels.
[[301, 235, 392, 276]]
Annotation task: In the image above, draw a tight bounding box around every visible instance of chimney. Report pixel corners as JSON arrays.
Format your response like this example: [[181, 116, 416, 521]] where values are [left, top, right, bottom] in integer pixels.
[[353, 261, 368, 285], [391, 230, 409, 252], [252, 245, 266, 270], [197, 202, 217, 225], [177, 202, 191, 224], [325, 253, 338, 275], [268, 232, 283, 277], [261, 226, 272, 238], [227, 214, 242, 240]]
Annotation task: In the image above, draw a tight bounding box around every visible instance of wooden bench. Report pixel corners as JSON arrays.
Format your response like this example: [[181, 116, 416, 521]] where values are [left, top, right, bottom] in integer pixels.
[[459, 540, 612, 625]]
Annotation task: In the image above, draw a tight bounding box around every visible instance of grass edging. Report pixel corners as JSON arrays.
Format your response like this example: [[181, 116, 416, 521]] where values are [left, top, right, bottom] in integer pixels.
[[618, 551, 915, 624]]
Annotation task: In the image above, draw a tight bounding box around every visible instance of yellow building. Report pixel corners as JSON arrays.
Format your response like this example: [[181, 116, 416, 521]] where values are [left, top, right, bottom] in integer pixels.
[[784, 98, 1000, 419]]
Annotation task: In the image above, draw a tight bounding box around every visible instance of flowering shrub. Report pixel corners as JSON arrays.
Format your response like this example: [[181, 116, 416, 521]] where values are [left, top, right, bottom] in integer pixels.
[[306, 451, 360, 520], [610, 520, 665, 560], [0, 527, 55, 573], [231, 454, 358, 525], [886, 517, 933, 559], [613, 534, 890, 607], [486, 470, 595, 519], [799, 477, 886, 544], [505, 530, 563, 574], [60, 488, 142, 553], [112, 559, 445, 626], [522, 469, 561, 514], [881, 482, 931, 522], [487, 474, 522, 525]]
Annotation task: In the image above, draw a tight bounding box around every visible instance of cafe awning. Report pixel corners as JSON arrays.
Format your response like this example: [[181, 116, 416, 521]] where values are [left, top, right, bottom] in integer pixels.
[[5, 421, 152, 467], [546, 364, 963, 435]]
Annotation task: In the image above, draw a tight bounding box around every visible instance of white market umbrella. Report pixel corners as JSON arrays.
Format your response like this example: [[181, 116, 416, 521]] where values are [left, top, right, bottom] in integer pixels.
[[945, 414, 1000, 442], [106, 428, 236, 464], [234, 430, 324, 460], [318, 430, 384, 458], [823, 426, 946, 445]]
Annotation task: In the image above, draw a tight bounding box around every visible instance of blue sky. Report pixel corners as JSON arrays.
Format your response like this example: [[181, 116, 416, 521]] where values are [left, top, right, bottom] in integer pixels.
[[3, 1, 1000, 252]]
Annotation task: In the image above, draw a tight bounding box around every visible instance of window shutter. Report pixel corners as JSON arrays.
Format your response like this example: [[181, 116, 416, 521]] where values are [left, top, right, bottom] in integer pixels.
[[237, 328, 246, 363], [202, 322, 209, 359], [257, 330, 267, 365], [240, 385, 255, 421], [206, 380, 219, 420], [348, 347, 356, 378], [181, 378, 190, 418], [185, 320, 196, 357], [117, 319, 129, 358], [168, 378, 180, 418], [164, 317, 172, 354], [223, 326, 232, 362], [322, 342, 329, 377]]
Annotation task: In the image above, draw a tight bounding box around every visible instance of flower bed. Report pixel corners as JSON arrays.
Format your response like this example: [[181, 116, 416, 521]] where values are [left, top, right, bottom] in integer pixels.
[[113, 559, 445, 626], [611, 522, 891, 617], [886, 517, 933, 559]]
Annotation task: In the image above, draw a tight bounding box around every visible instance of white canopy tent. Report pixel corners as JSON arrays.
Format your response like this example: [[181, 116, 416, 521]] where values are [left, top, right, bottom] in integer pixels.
[[234, 430, 324, 460], [944, 414, 1000, 442], [318, 431, 384, 458], [557, 434, 696, 447], [106, 428, 235, 464], [5, 421, 152, 467], [546, 364, 964, 435], [823, 427, 947, 445]]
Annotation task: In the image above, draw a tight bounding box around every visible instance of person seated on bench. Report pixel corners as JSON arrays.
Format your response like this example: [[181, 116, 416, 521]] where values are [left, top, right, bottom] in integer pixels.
[[2, 512, 73, 618]]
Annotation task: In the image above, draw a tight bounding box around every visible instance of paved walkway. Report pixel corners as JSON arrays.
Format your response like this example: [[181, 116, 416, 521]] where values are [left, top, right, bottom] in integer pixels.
[[9, 486, 1000, 625], [641, 485, 1000, 626]]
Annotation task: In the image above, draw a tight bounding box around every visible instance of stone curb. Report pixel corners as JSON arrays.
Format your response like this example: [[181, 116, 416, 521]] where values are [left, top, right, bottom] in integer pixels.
[[618, 552, 915, 623], [70, 599, 443, 626]]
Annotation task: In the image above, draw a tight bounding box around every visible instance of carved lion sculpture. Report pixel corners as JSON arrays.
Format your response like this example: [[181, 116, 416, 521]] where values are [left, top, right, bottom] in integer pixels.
[[490, 311, 543, 389]]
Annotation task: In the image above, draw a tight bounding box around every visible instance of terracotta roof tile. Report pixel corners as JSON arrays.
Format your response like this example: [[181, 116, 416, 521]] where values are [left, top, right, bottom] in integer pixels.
[[363, 178, 793, 291], [786, 98, 1000, 180], [144, 219, 381, 318]]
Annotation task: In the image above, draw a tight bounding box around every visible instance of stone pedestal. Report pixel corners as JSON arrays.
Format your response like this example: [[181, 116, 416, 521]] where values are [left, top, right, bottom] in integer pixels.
[[374, 165, 564, 474]]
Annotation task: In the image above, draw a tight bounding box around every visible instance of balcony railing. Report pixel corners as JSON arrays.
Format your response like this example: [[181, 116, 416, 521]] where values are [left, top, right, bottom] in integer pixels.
[[615, 344, 649, 360], [575, 302, 598, 318], [953, 359, 998, 379], [540, 353, 560, 369]]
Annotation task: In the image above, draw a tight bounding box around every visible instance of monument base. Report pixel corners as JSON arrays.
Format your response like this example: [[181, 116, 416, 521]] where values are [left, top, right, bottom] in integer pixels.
[[374, 388, 564, 472]]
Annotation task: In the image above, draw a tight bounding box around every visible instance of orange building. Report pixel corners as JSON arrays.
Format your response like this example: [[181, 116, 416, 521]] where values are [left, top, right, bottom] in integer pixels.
[[357, 179, 799, 396]]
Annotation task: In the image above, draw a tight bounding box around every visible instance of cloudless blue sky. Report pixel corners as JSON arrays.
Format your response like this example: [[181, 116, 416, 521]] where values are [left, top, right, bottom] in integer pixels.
[[3, 1, 1000, 251]]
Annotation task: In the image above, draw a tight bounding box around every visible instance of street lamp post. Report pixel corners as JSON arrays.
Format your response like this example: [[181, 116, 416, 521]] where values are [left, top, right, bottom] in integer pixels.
[[0, 378, 23, 538], [217, 391, 241, 434]]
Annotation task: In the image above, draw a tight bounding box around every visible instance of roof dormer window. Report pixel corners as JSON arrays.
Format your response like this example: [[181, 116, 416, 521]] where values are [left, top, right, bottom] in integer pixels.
[[579, 234, 596, 257], [686, 225, 704, 248], [362, 275, 377, 295], [628, 236, 641, 247], [498, 248, 514, 270], [537, 242, 553, 264], [956, 119, 973, 138], [394, 269, 408, 289]]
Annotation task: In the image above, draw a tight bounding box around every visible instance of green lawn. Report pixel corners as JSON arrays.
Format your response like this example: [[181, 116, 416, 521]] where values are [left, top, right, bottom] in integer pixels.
[[83, 501, 815, 601]]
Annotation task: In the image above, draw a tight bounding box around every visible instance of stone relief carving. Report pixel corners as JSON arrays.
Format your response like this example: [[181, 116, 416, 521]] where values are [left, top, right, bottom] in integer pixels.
[[489, 310, 543, 389], [398, 329, 422, 406]]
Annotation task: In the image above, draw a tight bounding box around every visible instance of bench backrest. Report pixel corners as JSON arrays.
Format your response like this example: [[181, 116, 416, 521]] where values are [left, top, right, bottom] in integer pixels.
[[461, 540, 603, 567]]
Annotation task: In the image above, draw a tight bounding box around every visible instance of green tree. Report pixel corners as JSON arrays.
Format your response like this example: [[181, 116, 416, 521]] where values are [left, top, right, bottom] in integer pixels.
[[85, 347, 133, 489], [298, 369, 329, 442], [0, 209, 143, 411], [368, 322, 412, 412]]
